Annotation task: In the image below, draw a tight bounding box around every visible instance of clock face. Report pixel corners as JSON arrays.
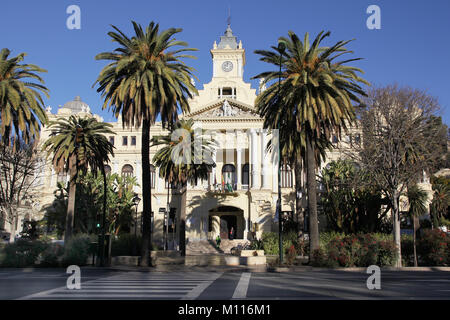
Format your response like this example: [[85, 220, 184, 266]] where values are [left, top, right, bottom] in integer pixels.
[[222, 61, 233, 72]]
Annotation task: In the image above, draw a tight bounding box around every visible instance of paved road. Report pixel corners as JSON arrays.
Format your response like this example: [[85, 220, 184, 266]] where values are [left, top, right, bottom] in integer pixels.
[[0, 268, 449, 300]]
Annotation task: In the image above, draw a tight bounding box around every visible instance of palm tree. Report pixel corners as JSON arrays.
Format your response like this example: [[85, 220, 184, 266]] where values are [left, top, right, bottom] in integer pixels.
[[266, 115, 331, 238], [94, 21, 197, 266], [151, 118, 215, 255], [406, 185, 428, 267], [253, 31, 369, 253], [42, 115, 115, 244], [0, 48, 49, 147], [430, 178, 450, 228]]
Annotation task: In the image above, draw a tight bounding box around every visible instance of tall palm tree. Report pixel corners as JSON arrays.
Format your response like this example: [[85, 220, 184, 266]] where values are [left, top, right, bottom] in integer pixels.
[[406, 184, 428, 267], [266, 116, 331, 237], [0, 48, 49, 147], [94, 21, 197, 266], [42, 115, 115, 244], [151, 118, 216, 256], [253, 31, 369, 253]]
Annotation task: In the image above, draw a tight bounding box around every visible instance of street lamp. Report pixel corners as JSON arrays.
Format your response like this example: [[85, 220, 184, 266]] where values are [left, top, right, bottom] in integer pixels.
[[132, 193, 141, 237], [277, 39, 286, 265]]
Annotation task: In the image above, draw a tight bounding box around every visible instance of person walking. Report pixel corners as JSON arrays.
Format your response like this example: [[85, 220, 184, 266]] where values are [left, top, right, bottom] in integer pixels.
[[216, 235, 221, 248], [229, 227, 234, 240]]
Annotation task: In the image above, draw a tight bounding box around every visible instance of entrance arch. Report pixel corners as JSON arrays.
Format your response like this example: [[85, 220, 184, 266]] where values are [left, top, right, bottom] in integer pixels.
[[208, 206, 245, 240]]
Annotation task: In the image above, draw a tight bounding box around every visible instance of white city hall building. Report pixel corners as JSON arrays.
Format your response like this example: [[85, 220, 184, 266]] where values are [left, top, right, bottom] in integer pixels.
[[27, 25, 382, 247]]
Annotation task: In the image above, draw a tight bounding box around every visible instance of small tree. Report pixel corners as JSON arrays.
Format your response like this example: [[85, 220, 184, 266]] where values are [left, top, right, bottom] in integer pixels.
[[0, 142, 44, 241], [319, 159, 389, 234], [357, 85, 443, 267]]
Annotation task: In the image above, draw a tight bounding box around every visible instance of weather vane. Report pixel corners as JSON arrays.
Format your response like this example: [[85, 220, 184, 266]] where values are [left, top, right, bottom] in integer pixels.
[[227, 6, 231, 26]]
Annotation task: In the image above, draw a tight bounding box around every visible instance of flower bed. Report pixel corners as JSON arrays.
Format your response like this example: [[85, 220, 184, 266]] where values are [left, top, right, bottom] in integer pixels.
[[311, 233, 398, 267]]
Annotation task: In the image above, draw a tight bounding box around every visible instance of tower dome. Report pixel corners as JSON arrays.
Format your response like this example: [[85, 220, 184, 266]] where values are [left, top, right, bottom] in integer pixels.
[[61, 96, 90, 113]]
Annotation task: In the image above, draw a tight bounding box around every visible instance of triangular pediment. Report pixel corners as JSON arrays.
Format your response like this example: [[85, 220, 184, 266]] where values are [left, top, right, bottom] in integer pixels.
[[187, 99, 261, 121]]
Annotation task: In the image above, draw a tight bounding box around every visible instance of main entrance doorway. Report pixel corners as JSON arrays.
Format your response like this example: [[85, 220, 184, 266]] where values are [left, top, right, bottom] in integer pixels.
[[209, 206, 245, 240], [220, 215, 237, 239]]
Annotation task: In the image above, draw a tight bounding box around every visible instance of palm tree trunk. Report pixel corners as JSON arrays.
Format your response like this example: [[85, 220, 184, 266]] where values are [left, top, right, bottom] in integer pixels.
[[392, 192, 402, 267], [165, 182, 170, 250], [306, 136, 319, 253], [413, 216, 418, 267], [65, 154, 76, 244], [178, 183, 187, 256], [140, 119, 152, 266], [100, 163, 107, 266], [294, 157, 304, 238]]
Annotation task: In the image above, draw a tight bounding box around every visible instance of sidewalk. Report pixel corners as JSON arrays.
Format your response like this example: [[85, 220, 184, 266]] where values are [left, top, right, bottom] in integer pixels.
[[99, 263, 450, 273]]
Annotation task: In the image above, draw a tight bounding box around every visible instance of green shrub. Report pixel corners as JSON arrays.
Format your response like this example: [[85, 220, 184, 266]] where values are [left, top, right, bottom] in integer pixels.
[[1, 239, 48, 267], [312, 233, 398, 267], [376, 240, 398, 266], [260, 232, 294, 255], [319, 232, 345, 248], [39, 243, 65, 267], [249, 239, 263, 250], [111, 234, 143, 256], [417, 229, 450, 266], [311, 248, 338, 268], [61, 234, 91, 267], [400, 235, 414, 266]]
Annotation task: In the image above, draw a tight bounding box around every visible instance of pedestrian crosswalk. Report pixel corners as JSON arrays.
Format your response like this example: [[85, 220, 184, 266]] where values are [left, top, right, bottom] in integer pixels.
[[18, 271, 223, 300]]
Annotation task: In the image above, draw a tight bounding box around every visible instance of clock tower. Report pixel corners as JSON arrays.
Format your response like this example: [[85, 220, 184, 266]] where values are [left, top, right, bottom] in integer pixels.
[[187, 23, 256, 111], [211, 24, 245, 80]]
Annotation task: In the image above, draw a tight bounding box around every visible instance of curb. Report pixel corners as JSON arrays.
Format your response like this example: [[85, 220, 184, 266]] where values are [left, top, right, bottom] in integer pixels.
[[98, 265, 450, 273], [266, 266, 450, 272]]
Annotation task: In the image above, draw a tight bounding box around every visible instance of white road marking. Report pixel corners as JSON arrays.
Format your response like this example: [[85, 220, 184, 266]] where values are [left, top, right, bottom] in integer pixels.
[[232, 272, 251, 299], [18, 272, 223, 300], [182, 272, 223, 300]]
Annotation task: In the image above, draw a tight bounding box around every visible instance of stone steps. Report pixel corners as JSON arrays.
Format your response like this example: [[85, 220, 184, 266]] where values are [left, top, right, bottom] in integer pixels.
[[186, 239, 250, 255]]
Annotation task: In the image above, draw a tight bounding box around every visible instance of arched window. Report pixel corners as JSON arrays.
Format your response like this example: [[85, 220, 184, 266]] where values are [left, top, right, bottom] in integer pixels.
[[281, 163, 293, 188], [242, 163, 249, 187], [150, 164, 156, 189], [104, 165, 112, 175], [222, 164, 236, 190], [121, 164, 134, 177]]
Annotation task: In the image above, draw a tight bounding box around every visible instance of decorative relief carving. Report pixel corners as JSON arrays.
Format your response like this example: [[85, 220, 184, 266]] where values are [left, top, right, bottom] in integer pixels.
[[201, 100, 257, 118]]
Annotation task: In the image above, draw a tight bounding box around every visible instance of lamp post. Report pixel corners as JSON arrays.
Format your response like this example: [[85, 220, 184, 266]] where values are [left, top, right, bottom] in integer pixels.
[[277, 40, 286, 265], [132, 193, 141, 237]]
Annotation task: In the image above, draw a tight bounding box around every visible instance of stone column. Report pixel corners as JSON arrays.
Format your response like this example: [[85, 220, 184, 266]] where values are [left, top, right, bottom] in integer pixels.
[[250, 129, 260, 189], [210, 150, 217, 187], [134, 160, 141, 192], [113, 160, 119, 174], [260, 129, 270, 189], [272, 130, 279, 193], [236, 148, 242, 190]]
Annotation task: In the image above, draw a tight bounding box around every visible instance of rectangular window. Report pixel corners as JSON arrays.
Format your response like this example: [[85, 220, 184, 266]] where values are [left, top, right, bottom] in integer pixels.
[[109, 136, 115, 146], [131, 136, 136, 146], [222, 87, 233, 96], [122, 136, 128, 146]]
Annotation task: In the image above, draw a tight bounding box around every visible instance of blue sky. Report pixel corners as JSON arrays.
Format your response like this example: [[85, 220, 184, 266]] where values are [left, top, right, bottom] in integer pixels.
[[1, 0, 449, 125]]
